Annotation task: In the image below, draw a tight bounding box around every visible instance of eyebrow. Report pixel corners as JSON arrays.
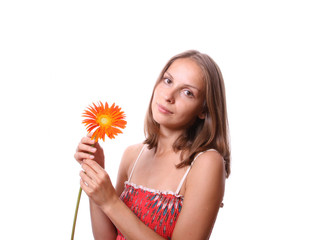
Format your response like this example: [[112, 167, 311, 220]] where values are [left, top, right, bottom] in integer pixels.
[[164, 71, 174, 80], [164, 71, 201, 91]]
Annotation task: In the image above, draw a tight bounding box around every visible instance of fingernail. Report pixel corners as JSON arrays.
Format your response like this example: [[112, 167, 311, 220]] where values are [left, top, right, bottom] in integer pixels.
[[90, 155, 94, 159]]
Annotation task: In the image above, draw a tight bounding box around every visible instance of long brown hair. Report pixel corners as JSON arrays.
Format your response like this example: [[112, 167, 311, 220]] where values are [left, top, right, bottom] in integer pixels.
[[144, 50, 231, 177]]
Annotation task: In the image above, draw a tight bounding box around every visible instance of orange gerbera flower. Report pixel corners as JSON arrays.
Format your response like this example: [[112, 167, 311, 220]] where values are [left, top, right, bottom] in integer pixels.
[[82, 101, 127, 142]]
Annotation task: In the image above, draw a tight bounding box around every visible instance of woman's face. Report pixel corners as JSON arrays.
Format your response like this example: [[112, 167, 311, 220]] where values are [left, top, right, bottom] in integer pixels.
[[151, 58, 205, 131]]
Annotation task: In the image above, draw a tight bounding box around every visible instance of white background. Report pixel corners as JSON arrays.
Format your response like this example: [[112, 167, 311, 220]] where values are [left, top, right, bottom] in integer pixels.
[[0, 0, 327, 239]]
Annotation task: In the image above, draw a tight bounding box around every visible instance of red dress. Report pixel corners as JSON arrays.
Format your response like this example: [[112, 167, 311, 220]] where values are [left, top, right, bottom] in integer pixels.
[[116, 145, 217, 240]]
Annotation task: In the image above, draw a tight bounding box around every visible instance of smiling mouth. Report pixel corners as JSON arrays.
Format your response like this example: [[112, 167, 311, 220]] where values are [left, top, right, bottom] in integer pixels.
[[157, 103, 173, 114]]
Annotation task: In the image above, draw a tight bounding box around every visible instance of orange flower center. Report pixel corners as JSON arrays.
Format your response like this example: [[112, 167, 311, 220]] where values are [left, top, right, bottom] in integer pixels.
[[97, 115, 113, 127]]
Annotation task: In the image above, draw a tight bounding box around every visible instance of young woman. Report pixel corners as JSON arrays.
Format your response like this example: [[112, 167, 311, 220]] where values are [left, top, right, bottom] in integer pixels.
[[74, 50, 231, 240]]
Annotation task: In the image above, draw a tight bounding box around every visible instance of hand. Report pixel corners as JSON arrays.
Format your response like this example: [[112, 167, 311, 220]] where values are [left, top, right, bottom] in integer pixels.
[[80, 159, 116, 208], [74, 133, 105, 168]]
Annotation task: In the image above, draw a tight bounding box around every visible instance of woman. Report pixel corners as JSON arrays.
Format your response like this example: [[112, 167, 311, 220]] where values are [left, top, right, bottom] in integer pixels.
[[74, 50, 231, 240]]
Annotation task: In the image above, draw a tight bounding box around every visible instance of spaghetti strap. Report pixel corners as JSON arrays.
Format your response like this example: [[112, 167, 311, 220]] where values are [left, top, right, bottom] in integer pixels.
[[127, 144, 147, 183], [175, 149, 217, 195]]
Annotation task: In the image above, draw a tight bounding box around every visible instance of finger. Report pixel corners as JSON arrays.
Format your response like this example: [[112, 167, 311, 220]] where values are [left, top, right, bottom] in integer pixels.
[[74, 152, 94, 161], [81, 135, 96, 145], [77, 142, 97, 154], [80, 178, 92, 195], [81, 161, 98, 180], [80, 170, 95, 188], [83, 135, 101, 149], [83, 159, 104, 174]]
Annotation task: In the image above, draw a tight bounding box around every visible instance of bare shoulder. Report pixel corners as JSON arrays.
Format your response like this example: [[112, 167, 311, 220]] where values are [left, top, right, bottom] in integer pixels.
[[115, 142, 145, 194], [191, 150, 225, 174], [186, 150, 226, 198], [121, 143, 145, 167]]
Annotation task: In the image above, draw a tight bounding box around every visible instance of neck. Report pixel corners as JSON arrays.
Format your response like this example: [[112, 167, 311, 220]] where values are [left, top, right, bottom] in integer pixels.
[[156, 126, 183, 155]]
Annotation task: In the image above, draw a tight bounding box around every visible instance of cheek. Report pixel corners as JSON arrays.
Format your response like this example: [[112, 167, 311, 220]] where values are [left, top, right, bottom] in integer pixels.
[[180, 102, 203, 119], [151, 90, 160, 115], [152, 86, 160, 101], [151, 91, 158, 108]]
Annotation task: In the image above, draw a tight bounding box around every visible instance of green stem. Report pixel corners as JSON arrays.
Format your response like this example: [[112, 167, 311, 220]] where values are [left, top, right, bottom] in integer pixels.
[[71, 187, 82, 240]]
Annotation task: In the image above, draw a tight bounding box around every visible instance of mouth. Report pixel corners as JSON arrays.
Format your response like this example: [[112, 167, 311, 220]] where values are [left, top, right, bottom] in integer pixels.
[[157, 103, 173, 114]]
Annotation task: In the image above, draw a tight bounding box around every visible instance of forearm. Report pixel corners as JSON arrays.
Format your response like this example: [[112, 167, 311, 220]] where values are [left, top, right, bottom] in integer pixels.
[[102, 196, 166, 240], [90, 199, 117, 240]]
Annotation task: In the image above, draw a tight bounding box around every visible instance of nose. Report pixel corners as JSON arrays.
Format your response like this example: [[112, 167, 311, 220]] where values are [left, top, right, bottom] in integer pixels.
[[164, 89, 175, 104]]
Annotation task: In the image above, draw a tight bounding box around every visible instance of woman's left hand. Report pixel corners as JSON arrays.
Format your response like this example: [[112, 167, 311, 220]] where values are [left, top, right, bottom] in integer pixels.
[[80, 159, 116, 208]]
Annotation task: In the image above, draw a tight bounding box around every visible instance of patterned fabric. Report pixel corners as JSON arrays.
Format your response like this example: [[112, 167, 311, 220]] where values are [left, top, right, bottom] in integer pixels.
[[115, 146, 219, 239], [116, 181, 183, 240]]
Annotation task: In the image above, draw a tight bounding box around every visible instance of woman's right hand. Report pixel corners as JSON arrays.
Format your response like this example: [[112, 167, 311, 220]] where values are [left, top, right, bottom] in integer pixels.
[[74, 133, 105, 168]]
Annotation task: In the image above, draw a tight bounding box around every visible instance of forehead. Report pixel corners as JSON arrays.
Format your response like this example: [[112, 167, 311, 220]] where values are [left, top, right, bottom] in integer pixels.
[[166, 58, 204, 89]]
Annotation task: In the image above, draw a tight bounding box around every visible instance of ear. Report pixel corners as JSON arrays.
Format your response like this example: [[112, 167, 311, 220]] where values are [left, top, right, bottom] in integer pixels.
[[198, 100, 207, 119], [198, 111, 206, 120]]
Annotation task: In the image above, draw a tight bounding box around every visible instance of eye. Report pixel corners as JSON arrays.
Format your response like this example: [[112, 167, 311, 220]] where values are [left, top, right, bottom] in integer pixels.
[[163, 77, 172, 85], [183, 89, 194, 97]]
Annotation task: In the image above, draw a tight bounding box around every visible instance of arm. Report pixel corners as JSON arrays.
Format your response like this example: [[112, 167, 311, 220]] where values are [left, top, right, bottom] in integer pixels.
[[80, 143, 167, 240], [89, 199, 117, 240], [81, 159, 166, 240], [171, 151, 226, 239], [75, 135, 117, 240]]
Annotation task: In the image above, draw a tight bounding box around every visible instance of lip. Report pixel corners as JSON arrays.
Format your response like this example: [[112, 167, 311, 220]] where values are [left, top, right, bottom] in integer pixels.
[[157, 103, 173, 114]]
